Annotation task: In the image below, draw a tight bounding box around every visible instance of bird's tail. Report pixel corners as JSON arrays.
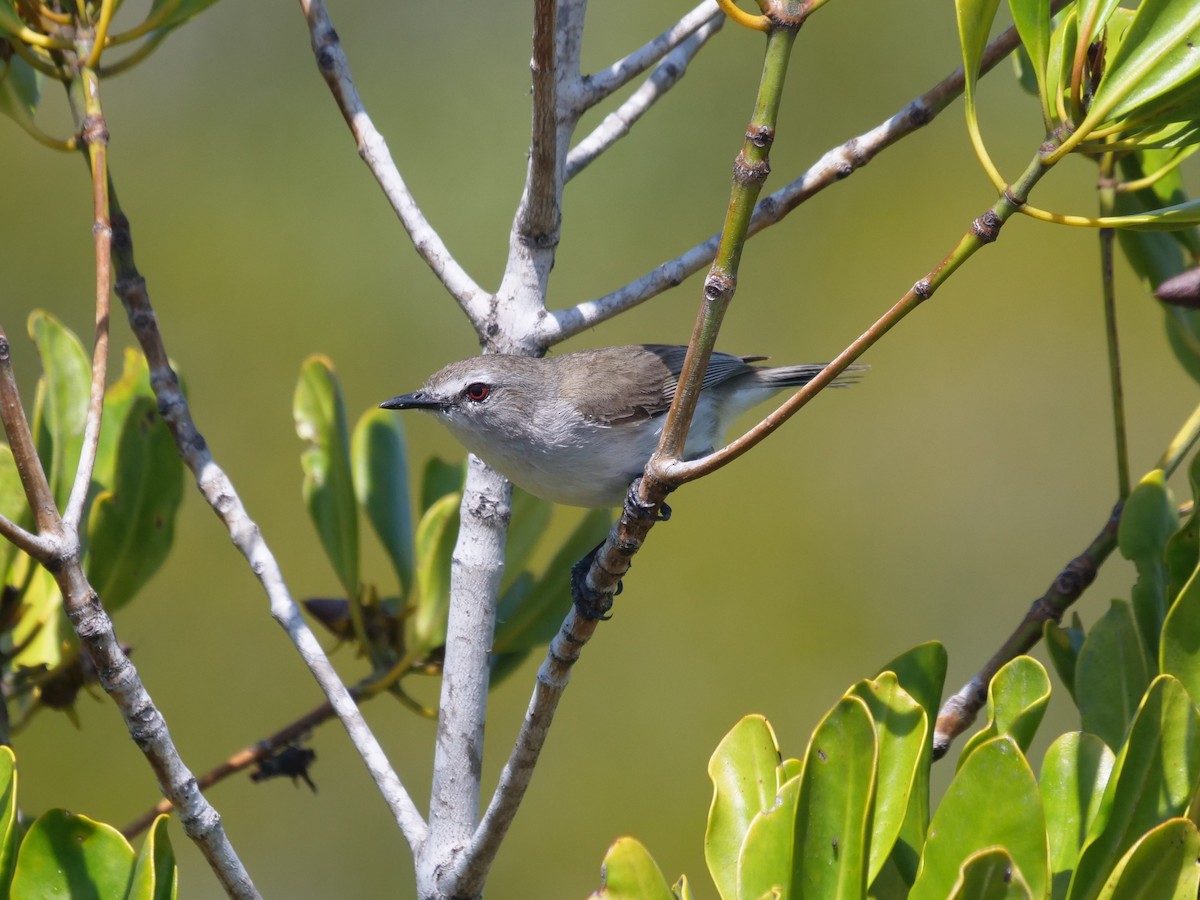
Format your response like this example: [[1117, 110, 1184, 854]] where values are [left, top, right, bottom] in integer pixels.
[[754, 362, 869, 389]]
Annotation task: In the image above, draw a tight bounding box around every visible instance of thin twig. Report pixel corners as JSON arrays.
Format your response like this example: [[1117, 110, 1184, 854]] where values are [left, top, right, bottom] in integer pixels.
[[540, 9, 1064, 346], [571, 0, 721, 111], [123, 699, 338, 839], [63, 68, 111, 533], [932, 505, 1119, 758], [297, 0, 488, 327], [0, 511, 49, 559], [515, 0, 562, 250], [108, 199, 428, 856], [933, 401, 1200, 756], [566, 13, 724, 181]]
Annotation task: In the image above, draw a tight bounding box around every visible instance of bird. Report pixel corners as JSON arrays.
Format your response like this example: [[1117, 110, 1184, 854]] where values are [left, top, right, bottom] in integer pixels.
[[380, 344, 861, 509]]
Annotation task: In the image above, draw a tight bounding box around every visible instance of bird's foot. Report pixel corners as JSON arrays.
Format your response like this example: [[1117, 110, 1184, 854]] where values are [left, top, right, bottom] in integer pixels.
[[625, 477, 671, 522], [570, 543, 621, 620]]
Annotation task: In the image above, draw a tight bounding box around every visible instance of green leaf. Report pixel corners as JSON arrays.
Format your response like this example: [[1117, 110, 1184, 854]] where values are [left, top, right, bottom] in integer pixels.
[[1165, 450, 1200, 603], [295, 355, 359, 598], [351, 408, 414, 596], [1068, 675, 1200, 900], [1041, 732, 1115, 900], [672, 873, 695, 900], [0, 747, 17, 896], [29, 311, 90, 512], [0, 444, 24, 578], [1095, 817, 1200, 900], [0, 1, 27, 36], [1119, 470, 1177, 660], [10, 809, 135, 898], [85, 396, 184, 612], [958, 656, 1051, 768], [1008, 0, 1053, 125], [948, 847, 1033, 899], [501, 487, 553, 592], [93, 348, 154, 493], [11, 566, 63, 671], [787, 695, 877, 900], [876, 642, 947, 886], [412, 491, 460, 650], [1045, 618, 1086, 702], [909, 737, 1048, 900], [705, 715, 782, 900], [1076, 600, 1151, 752], [492, 508, 610, 654], [955, 0, 1004, 164], [849, 674, 927, 885], [593, 837, 675, 900], [0, 53, 41, 130], [420, 456, 465, 513], [147, 0, 222, 31], [1161, 563, 1200, 702], [1084, 0, 1200, 135], [127, 815, 176, 900], [736, 774, 802, 900]]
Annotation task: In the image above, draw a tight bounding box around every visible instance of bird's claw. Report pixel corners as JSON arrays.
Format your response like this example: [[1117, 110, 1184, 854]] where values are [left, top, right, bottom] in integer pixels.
[[625, 477, 671, 522], [570, 546, 619, 620]]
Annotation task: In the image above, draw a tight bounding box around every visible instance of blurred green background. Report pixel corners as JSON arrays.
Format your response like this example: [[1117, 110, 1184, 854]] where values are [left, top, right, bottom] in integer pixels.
[[0, 0, 1196, 897]]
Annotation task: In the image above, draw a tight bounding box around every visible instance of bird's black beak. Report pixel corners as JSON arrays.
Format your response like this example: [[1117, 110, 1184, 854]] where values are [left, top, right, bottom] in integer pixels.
[[380, 391, 444, 411]]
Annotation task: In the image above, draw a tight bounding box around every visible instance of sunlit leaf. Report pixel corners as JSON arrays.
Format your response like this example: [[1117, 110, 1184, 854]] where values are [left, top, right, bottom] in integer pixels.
[[1094, 817, 1200, 900], [1085, 0, 1200, 133], [127, 814, 177, 900], [876, 642, 947, 886], [948, 847, 1033, 899], [412, 491, 459, 651], [295, 355, 359, 598], [1041, 732, 1114, 900], [420, 456, 465, 513], [1068, 676, 1200, 900], [849, 674, 927, 885], [10, 809, 135, 898], [592, 836, 675, 900], [958, 656, 1051, 768], [910, 737, 1048, 900], [785, 695, 876, 900], [705, 715, 782, 900]]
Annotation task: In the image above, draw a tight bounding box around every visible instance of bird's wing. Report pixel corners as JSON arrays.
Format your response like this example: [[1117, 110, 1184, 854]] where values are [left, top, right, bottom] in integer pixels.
[[641, 344, 760, 406]]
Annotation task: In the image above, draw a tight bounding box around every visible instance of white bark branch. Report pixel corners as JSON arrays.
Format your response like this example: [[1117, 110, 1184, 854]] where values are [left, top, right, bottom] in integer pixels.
[[571, 0, 722, 111], [566, 12, 723, 181], [111, 213, 429, 856], [299, 0, 488, 330]]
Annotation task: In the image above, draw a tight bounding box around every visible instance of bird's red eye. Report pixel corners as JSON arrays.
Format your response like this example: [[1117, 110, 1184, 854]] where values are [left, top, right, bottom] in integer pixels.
[[464, 382, 491, 402]]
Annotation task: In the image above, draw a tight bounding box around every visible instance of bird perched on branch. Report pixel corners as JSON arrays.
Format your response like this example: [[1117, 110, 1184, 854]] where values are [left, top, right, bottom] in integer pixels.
[[381, 344, 862, 508]]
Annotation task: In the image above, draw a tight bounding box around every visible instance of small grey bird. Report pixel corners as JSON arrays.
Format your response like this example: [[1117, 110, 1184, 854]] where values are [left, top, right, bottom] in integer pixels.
[[381, 344, 859, 508]]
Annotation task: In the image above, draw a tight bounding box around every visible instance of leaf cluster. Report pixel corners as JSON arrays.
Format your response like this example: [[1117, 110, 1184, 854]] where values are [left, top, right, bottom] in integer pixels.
[[0, 312, 183, 729], [0, 744, 176, 898], [595, 448, 1200, 899]]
